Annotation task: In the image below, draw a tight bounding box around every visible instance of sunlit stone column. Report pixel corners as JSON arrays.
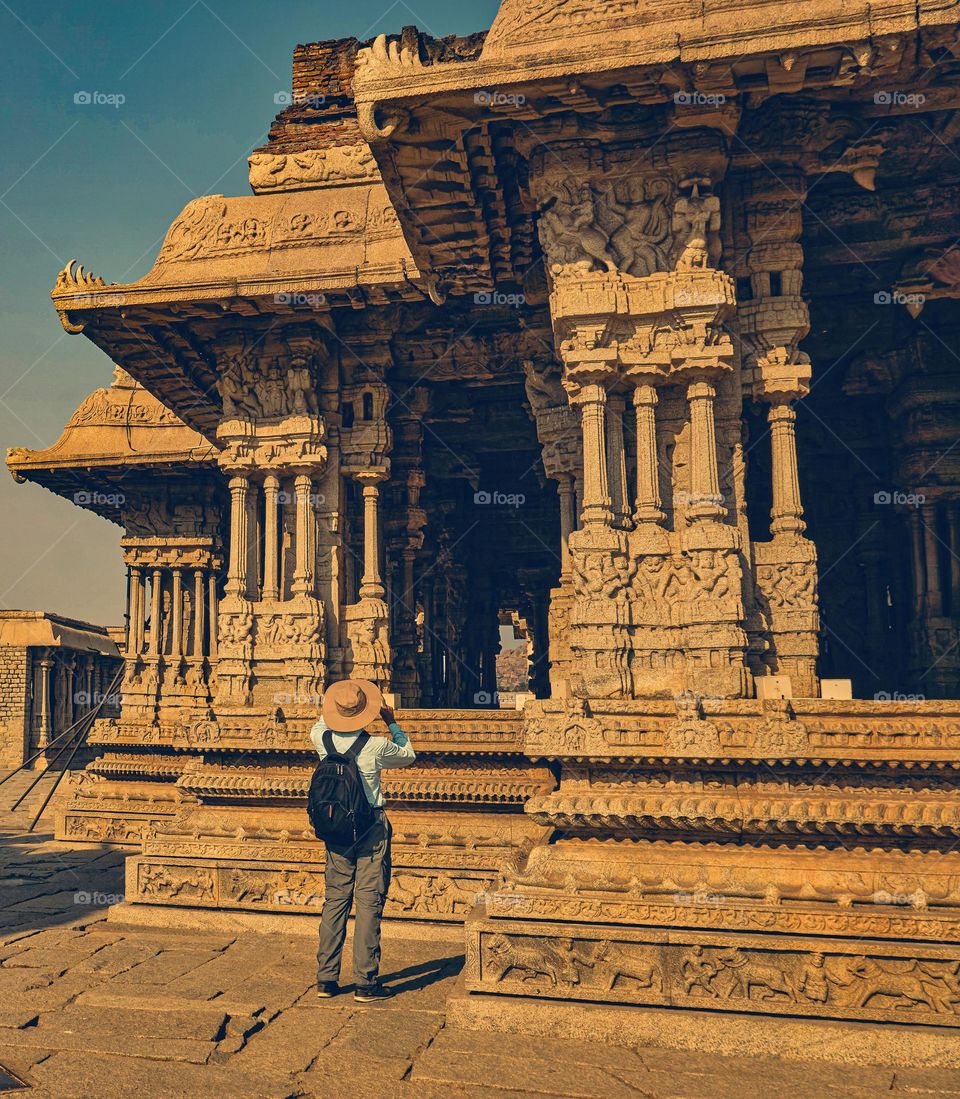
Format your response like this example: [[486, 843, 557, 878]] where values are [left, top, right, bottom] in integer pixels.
[[193, 568, 206, 657], [605, 394, 629, 528], [225, 475, 250, 598], [171, 568, 184, 658], [632, 384, 664, 525], [558, 474, 576, 579], [148, 568, 163, 654], [262, 474, 280, 602], [292, 473, 316, 597], [207, 573, 218, 659], [357, 471, 386, 600], [129, 566, 145, 655], [686, 381, 725, 522], [37, 651, 52, 749], [570, 383, 613, 528], [245, 480, 260, 600], [768, 400, 806, 536]]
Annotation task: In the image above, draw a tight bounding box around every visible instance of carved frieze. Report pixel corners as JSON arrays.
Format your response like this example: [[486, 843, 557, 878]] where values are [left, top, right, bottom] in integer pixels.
[[466, 913, 960, 1025], [247, 146, 380, 193]]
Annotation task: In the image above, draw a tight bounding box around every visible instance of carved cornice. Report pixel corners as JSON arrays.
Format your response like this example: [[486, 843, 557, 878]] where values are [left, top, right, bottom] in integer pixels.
[[525, 787, 960, 840]]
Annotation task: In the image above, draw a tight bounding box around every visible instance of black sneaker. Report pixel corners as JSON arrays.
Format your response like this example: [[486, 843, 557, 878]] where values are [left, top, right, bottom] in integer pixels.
[[354, 982, 393, 1003], [316, 981, 340, 998]]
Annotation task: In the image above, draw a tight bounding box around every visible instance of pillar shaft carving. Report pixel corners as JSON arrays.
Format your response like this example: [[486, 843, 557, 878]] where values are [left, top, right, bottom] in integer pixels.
[[685, 380, 725, 523], [768, 402, 806, 537], [632, 384, 664, 526]]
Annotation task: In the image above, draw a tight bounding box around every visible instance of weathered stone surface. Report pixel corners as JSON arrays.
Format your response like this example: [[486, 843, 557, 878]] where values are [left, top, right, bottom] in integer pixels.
[[7, 0, 960, 1064]]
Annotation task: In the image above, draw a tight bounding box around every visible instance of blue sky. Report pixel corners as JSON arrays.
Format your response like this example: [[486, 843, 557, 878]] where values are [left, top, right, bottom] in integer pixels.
[[0, 0, 500, 623]]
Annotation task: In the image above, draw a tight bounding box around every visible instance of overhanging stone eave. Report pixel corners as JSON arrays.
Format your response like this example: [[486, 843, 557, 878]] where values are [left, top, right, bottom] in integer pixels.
[[51, 262, 426, 322], [355, 6, 958, 295], [0, 611, 119, 656], [8, 450, 218, 479], [50, 263, 430, 445], [7, 453, 221, 527]]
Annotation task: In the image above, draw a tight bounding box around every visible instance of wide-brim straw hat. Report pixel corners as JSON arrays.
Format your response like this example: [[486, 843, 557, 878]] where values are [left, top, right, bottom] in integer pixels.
[[321, 678, 382, 733]]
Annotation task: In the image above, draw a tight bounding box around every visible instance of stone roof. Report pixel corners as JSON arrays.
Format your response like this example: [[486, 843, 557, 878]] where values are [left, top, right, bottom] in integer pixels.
[[7, 367, 214, 476], [478, 0, 933, 65], [6, 368, 217, 522], [0, 610, 119, 656], [51, 168, 418, 326]]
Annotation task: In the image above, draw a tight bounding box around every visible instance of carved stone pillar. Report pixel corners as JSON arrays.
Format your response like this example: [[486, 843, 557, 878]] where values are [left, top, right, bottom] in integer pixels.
[[148, 568, 163, 656], [37, 651, 52, 750], [357, 472, 386, 600], [767, 400, 806, 536], [207, 572, 218, 660], [752, 357, 819, 697], [922, 503, 942, 618], [225, 476, 250, 598], [171, 568, 184, 659], [558, 474, 576, 579], [569, 382, 612, 528], [909, 508, 926, 619], [605, 393, 630, 529], [685, 380, 725, 523], [129, 565, 145, 655], [193, 569, 206, 658], [245, 480, 260, 600], [63, 655, 75, 732], [631, 384, 664, 526], [262, 474, 281, 602], [292, 472, 315, 597], [948, 504, 960, 614]]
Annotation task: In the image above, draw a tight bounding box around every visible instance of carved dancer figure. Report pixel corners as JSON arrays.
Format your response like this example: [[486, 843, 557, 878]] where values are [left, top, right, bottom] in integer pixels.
[[682, 945, 721, 997], [672, 179, 721, 271]]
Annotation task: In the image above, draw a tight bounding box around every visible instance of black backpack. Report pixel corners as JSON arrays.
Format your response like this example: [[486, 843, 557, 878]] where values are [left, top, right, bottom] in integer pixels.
[[307, 729, 376, 848]]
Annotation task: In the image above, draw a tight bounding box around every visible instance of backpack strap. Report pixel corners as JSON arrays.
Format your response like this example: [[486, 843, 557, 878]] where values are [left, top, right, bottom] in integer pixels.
[[345, 731, 370, 760], [321, 728, 336, 757]]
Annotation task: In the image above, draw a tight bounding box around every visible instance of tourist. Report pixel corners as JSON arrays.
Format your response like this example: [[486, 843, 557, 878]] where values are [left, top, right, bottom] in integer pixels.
[[309, 679, 415, 1002]]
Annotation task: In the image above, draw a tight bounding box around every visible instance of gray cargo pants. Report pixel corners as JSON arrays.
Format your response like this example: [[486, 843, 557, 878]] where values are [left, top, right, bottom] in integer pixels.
[[316, 811, 391, 987]]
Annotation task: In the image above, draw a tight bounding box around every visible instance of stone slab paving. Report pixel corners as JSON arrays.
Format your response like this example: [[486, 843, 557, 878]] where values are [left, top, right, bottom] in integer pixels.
[[2, 770, 960, 1098]]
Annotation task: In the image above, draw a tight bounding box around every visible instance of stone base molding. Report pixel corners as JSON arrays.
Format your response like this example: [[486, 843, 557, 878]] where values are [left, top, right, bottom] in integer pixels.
[[464, 905, 960, 1027]]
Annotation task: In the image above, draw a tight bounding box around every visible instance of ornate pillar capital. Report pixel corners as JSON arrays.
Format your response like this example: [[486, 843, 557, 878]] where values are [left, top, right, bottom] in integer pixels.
[[753, 351, 812, 405]]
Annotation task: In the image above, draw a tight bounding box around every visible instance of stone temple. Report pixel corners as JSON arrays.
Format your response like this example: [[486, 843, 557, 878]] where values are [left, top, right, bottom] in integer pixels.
[[8, 0, 960, 1040]]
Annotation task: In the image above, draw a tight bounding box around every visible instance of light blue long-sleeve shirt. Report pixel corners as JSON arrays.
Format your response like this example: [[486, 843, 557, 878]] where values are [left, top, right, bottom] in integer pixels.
[[309, 717, 415, 808]]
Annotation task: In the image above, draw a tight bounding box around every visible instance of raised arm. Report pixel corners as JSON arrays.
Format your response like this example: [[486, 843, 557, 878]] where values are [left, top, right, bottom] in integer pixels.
[[309, 715, 329, 757], [378, 703, 416, 767]]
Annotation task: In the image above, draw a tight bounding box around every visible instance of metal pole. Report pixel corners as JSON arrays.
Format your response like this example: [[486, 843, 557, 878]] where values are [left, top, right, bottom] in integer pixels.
[[0, 707, 99, 787]]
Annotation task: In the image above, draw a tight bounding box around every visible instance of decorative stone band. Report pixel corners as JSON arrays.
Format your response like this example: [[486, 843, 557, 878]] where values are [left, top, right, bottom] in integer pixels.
[[464, 909, 960, 1027], [87, 709, 525, 753], [497, 839, 960, 937], [521, 699, 960, 763], [127, 856, 496, 921], [523, 788, 960, 841], [174, 767, 553, 806]]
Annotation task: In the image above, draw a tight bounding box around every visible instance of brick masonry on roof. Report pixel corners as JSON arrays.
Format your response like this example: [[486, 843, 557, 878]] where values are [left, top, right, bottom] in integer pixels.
[[255, 29, 488, 156]]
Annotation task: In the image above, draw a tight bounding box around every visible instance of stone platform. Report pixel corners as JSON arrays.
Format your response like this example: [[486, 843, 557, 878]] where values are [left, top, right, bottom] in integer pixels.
[[2, 770, 960, 1098]]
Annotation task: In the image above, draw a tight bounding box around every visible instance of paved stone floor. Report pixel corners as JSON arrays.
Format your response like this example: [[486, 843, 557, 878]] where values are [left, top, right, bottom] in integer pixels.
[[2, 769, 960, 1098]]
